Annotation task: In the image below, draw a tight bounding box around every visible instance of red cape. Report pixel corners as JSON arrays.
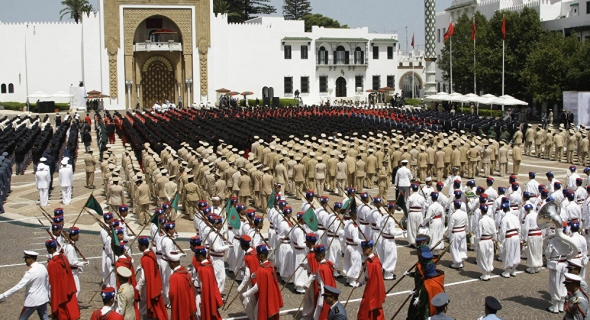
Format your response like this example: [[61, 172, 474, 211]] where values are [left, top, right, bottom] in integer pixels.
[[90, 309, 124, 320], [256, 261, 284, 319], [196, 261, 223, 319], [169, 266, 197, 320], [140, 250, 168, 319], [424, 271, 445, 316], [47, 253, 80, 320], [317, 260, 337, 320], [358, 255, 386, 320], [244, 249, 259, 286], [307, 252, 320, 306]]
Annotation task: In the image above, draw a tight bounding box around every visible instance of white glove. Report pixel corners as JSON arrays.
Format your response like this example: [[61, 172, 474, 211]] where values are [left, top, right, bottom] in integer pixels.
[[403, 271, 410, 277], [358, 278, 366, 287], [0, 294, 5, 302], [241, 292, 248, 299], [413, 296, 420, 306], [82, 261, 90, 266]]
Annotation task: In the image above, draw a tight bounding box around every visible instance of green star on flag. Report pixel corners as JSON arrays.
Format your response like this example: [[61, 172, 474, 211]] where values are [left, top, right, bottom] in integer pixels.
[[228, 206, 241, 230], [302, 208, 318, 231]]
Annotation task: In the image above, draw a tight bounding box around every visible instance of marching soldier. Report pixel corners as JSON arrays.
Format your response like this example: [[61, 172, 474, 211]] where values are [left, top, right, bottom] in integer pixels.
[[84, 150, 98, 189]]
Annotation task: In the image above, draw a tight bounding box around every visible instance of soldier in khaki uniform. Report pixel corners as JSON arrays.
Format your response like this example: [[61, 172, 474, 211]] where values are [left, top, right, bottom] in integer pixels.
[[524, 124, 535, 156], [442, 143, 453, 177], [512, 144, 522, 175], [580, 133, 589, 166], [417, 146, 428, 183], [450, 144, 461, 176], [498, 142, 508, 177], [336, 155, 348, 195], [545, 129, 554, 159], [468, 142, 480, 179], [426, 144, 436, 177], [156, 170, 170, 206], [327, 152, 338, 193], [84, 150, 98, 188], [435, 144, 446, 182], [274, 158, 288, 192], [305, 152, 318, 191], [567, 130, 577, 164], [183, 175, 199, 220], [366, 149, 377, 187], [554, 130, 565, 161], [344, 153, 356, 187], [377, 160, 390, 197], [293, 158, 305, 199], [135, 177, 151, 224], [314, 156, 327, 195], [251, 165, 263, 209], [237, 168, 252, 206], [482, 144, 492, 177], [458, 141, 468, 177], [534, 126, 544, 157], [286, 155, 296, 195], [108, 178, 125, 213], [260, 167, 274, 212], [355, 155, 366, 191]]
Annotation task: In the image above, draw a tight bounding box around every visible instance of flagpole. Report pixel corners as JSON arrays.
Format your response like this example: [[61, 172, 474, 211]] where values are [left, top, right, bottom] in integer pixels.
[[502, 15, 505, 112], [450, 35, 453, 93], [473, 16, 477, 95]]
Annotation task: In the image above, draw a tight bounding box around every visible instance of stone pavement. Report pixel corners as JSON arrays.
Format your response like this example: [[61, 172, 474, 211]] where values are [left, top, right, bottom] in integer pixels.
[[0, 114, 580, 319]]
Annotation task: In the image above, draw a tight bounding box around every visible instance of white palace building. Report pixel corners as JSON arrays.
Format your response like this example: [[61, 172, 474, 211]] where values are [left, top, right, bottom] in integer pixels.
[[0, 0, 425, 110]]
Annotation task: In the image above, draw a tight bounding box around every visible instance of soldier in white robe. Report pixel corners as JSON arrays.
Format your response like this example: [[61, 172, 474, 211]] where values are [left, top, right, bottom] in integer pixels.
[[378, 202, 403, 280], [325, 204, 344, 278], [64, 227, 88, 297], [498, 203, 521, 278], [35, 166, 50, 206], [277, 206, 295, 282], [422, 192, 445, 255], [520, 204, 543, 273], [448, 200, 468, 269], [290, 213, 309, 293], [100, 213, 116, 287], [58, 160, 73, 205], [570, 220, 588, 279], [206, 216, 230, 292], [545, 226, 569, 313], [342, 204, 362, 287], [406, 183, 426, 247], [477, 204, 496, 281]]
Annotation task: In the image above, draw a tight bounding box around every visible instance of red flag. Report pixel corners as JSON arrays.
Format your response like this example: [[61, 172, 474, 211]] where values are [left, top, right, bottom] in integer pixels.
[[411, 33, 415, 48], [444, 21, 454, 41], [502, 16, 507, 40], [472, 17, 476, 41]]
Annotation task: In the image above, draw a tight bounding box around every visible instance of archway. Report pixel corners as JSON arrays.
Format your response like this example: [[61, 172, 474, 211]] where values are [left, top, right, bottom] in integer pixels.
[[141, 55, 175, 108], [336, 77, 347, 97], [399, 71, 423, 98]]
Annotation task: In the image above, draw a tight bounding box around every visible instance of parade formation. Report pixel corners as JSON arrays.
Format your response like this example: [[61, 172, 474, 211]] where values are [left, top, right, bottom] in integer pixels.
[[0, 104, 589, 319]]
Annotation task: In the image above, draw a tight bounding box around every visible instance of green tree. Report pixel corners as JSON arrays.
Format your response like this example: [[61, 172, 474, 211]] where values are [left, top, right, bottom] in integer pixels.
[[213, 0, 243, 23], [282, 0, 312, 20], [242, 0, 277, 21], [59, 0, 93, 24], [302, 14, 348, 32]]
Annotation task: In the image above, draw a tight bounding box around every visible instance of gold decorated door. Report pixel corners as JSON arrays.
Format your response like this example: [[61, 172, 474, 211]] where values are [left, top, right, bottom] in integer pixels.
[[141, 55, 175, 108]]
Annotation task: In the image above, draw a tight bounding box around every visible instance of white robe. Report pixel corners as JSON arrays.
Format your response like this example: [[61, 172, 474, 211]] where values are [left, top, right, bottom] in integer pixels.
[[521, 211, 543, 268], [448, 209, 468, 265], [406, 193, 425, 245], [290, 226, 308, 290], [325, 214, 343, 270], [424, 202, 445, 251], [378, 216, 402, 273], [477, 215, 497, 273], [499, 212, 521, 269], [343, 220, 362, 279], [277, 219, 294, 280]]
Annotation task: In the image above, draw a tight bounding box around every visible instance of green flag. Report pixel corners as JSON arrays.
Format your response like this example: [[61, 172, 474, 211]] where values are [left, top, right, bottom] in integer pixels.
[[111, 226, 123, 256], [148, 210, 160, 231], [342, 197, 351, 210], [302, 207, 318, 231], [85, 195, 103, 216], [225, 196, 232, 212], [267, 187, 277, 209], [348, 197, 357, 216], [396, 194, 408, 218], [171, 194, 180, 212], [228, 206, 241, 230]]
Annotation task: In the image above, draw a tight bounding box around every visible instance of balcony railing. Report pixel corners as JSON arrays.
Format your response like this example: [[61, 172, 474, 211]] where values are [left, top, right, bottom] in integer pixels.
[[134, 41, 182, 52], [317, 57, 368, 66]]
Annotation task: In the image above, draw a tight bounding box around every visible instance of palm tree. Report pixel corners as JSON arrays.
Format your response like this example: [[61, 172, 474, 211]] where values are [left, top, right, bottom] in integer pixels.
[[60, 0, 93, 24], [213, 0, 243, 23]]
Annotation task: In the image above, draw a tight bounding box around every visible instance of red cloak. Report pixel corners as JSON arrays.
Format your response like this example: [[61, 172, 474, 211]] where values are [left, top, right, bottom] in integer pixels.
[[90, 309, 124, 320], [140, 250, 168, 319], [196, 260, 223, 319], [256, 260, 284, 320], [357, 255, 386, 320], [317, 260, 337, 320], [244, 249, 259, 286], [169, 266, 197, 320], [47, 253, 80, 320], [307, 252, 320, 306]]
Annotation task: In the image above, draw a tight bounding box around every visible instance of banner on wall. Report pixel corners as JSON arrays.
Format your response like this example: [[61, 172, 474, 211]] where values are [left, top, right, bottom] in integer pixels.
[[563, 91, 590, 128]]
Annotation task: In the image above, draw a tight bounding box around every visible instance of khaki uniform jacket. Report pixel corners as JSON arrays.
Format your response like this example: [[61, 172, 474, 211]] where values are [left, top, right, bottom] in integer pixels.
[[287, 160, 297, 178], [344, 156, 356, 174], [274, 164, 288, 184], [554, 134, 564, 147], [366, 155, 378, 174], [252, 170, 263, 192], [157, 177, 169, 198], [164, 181, 178, 200], [391, 150, 403, 166], [238, 175, 252, 196], [418, 152, 428, 167], [306, 159, 318, 179], [136, 183, 151, 205], [499, 146, 509, 163], [118, 282, 136, 320], [378, 167, 389, 187], [214, 179, 226, 197], [567, 135, 577, 150], [84, 154, 98, 172], [184, 182, 200, 201], [468, 148, 479, 162], [443, 147, 453, 163], [315, 162, 327, 179], [426, 148, 436, 165], [355, 160, 366, 177], [232, 171, 242, 192], [108, 184, 124, 206], [294, 164, 305, 182], [451, 149, 461, 167], [336, 161, 348, 180], [512, 146, 522, 161], [327, 158, 338, 177], [482, 148, 492, 164], [435, 150, 445, 168], [261, 173, 274, 194], [525, 128, 535, 142], [459, 146, 468, 163]]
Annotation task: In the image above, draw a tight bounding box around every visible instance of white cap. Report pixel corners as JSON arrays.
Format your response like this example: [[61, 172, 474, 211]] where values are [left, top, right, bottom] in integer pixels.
[[211, 196, 221, 201], [23, 250, 39, 257], [61, 159, 68, 165], [401, 159, 408, 164], [425, 177, 432, 182], [116, 266, 132, 278], [168, 251, 182, 262], [40, 157, 47, 162]]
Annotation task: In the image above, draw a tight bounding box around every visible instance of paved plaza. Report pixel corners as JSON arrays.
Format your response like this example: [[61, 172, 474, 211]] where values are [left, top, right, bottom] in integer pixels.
[[0, 112, 578, 319]]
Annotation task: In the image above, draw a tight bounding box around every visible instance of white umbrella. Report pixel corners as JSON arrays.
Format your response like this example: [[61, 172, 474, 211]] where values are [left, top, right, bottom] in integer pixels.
[[424, 92, 449, 102], [51, 91, 74, 98], [463, 93, 480, 103], [28, 91, 50, 99], [491, 94, 528, 106], [447, 92, 467, 103], [475, 93, 497, 105]]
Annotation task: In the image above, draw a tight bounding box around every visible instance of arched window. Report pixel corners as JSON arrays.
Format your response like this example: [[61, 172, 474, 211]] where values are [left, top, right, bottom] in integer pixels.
[[0, 84, 6, 94], [8, 83, 14, 93], [334, 45, 348, 65], [354, 47, 365, 65], [318, 46, 328, 65]]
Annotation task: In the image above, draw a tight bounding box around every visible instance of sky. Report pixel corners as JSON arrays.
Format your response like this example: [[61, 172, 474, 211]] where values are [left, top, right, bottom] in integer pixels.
[[0, 0, 453, 51]]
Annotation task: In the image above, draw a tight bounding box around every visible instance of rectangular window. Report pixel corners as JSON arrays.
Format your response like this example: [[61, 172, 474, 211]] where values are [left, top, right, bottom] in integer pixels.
[[372, 75, 380, 90], [354, 50, 364, 64], [587, 1, 590, 14], [284, 77, 293, 94], [301, 45, 308, 59], [319, 76, 328, 93], [284, 45, 292, 59], [387, 75, 395, 88], [301, 77, 309, 93], [387, 46, 394, 59], [372, 46, 379, 59], [355, 75, 363, 90]]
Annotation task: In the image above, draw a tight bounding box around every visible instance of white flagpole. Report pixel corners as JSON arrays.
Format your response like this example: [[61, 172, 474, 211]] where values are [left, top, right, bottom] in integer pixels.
[[450, 33, 453, 93], [473, 17, 476, 95], [502, 38, 505, 112]]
